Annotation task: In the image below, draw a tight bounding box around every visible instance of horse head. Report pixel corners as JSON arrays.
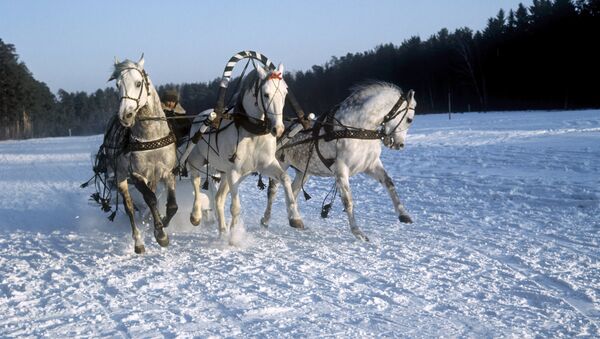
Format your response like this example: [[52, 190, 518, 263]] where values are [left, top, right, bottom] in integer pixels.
[[382, 90, 416, 150], [244, 64, 287, 137], [109, 55, 151, 128]]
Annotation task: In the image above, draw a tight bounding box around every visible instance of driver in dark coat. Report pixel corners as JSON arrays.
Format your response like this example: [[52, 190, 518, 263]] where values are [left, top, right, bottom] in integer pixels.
[[161, 89, 192, 147]]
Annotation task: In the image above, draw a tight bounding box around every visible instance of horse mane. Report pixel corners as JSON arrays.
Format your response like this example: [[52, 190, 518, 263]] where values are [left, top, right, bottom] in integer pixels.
[[336, 81, 404, 126], [346, 81, 403, 103], [110, 59, 140, 80], [233, 69, 260, 107]]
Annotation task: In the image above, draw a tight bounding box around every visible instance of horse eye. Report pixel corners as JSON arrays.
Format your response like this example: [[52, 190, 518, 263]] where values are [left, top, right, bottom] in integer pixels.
[[263, 93, 269, 98], [135, 81, 142, 88], [407, 118, 413, 123]]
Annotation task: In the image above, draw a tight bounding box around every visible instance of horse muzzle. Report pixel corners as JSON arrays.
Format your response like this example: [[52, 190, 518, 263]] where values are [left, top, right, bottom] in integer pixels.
[[383, 135, 404, 150], [119, 112, 135, 128], [271, 125, 284, 138], [392, 142, 405, 150]]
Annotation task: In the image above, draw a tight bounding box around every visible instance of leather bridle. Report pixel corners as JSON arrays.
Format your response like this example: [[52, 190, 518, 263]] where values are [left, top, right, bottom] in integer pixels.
[[114, 67, 151, 113]]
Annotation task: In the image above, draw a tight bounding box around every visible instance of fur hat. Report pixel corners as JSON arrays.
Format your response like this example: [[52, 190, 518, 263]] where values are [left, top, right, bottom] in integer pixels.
[[162, 89, 179, 103]]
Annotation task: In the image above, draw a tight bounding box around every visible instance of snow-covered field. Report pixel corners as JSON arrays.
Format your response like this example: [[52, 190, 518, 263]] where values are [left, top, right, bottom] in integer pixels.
[[1, 110, 598, 337]]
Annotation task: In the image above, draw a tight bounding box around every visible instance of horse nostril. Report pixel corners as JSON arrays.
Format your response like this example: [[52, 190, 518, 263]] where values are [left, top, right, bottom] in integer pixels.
[[126, 113, 133, 119]]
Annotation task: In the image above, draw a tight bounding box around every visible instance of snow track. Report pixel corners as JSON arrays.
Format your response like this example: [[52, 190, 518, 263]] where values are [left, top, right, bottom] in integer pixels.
[[1, 110, 598, 337]]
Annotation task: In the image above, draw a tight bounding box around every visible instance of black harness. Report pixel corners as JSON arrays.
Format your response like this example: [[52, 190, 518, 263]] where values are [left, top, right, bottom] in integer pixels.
[[127, 131, 176, 152], [230, 77, 274, 136], [281, 90, 413, 170]]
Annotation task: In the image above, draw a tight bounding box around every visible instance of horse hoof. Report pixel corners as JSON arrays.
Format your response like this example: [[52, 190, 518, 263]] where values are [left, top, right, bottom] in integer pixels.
[[190, 214, 201, 226], [260, 217, 269, 228], [134, 245, 145, 254], [157, 236, 169, 247], [154, 229, 169, 247], [289, 218, 304, 229], [399, 214, 413, 224], [202, 211, 215, 226], [352, 229, 369, 242]]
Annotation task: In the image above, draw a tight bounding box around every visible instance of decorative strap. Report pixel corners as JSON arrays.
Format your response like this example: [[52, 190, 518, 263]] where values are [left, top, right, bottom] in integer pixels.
[[127, 132, 176, 152], [324, 129, 383, 141]]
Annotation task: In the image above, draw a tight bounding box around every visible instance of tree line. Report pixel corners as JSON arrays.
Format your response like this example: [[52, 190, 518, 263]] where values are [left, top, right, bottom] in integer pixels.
[[287, 0, 600, 115], [0, 39, 121, 139], [1, 0, 598, 140]]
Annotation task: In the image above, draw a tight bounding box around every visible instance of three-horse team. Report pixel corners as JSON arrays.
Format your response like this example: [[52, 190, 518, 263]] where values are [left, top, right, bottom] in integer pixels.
[[90, 51, 417, 254]]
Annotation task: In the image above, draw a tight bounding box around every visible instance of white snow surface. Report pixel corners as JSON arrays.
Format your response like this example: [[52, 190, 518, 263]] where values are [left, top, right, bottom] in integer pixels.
[[0, 110, 599, 337]]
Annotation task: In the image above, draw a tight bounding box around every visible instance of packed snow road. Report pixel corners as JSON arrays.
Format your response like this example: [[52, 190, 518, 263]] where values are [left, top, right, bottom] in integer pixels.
[[0, 110, 598, 337]]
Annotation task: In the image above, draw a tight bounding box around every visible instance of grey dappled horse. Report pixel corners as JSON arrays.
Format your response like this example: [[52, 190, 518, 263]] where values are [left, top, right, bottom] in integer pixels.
[[107, 56, 178, 254], [262, 82, 416, 241]]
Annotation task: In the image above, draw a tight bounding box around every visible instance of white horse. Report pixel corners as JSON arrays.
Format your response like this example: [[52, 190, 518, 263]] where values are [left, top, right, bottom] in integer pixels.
[[261, 82, 416, 241], [106, 56, 178, 254], [186, 64, 305, 239]]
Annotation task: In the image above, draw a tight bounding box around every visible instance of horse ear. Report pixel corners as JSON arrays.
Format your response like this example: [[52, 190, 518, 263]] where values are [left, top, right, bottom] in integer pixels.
[[138, 53, 145, 68], [114, 57, 119, 65], [276, 63, 284, 75], [256, 65, 268, 79]]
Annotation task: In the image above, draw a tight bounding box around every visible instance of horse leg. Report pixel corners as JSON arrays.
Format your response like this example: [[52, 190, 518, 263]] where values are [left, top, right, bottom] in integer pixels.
[[215, 176, 230, 236], [131, 173, 169, 247], [336, 166, 369, 241], [118, 180, 145, 254], [261, 164, 299, 227], [161, 173, 178, 228], [262, 163, 304, 229], [291, 169, 310, 200], [261, 178, 279, 227], [202, 175, 217, 225], [366, 160, 413, 223], [227, 170, 242, 233], [190, 170, 203, 226]]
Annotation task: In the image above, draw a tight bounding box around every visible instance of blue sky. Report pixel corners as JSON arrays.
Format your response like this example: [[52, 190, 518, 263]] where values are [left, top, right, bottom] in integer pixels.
[[0, 0, 525, 93]]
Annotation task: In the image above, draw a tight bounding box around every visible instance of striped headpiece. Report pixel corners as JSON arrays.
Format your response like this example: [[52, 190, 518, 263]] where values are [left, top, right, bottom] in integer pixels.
[[220, 51, 276, 88]]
